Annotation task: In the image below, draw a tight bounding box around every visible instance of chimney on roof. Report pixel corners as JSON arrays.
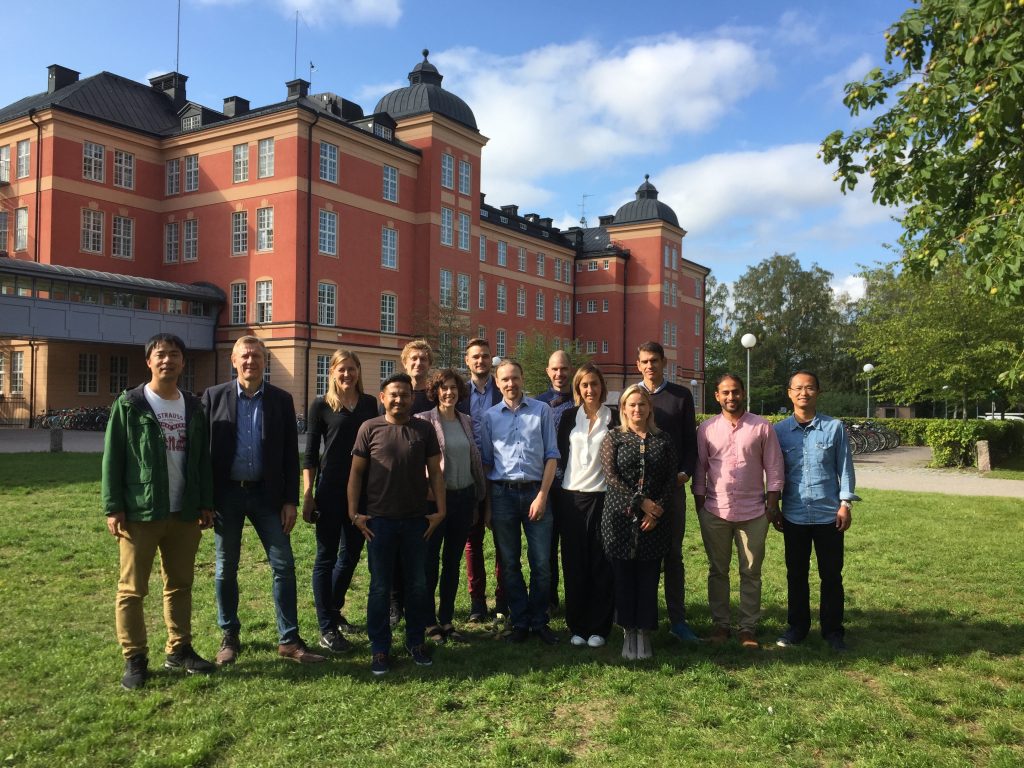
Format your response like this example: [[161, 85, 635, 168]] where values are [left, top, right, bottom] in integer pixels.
[[539, 217, 553, 229], [524, 213, 539, 223], [223, 96, 250, 118], [47, 65, 80, 94], [286, 79, 310, 100], [598, 215, 615, 226], [500, 204, 519, 218], [149, 72, 188, 111]]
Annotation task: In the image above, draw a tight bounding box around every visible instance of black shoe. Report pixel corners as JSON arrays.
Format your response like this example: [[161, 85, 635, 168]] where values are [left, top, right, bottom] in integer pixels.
[[532, 625, 559, 645], [121, 654, 148, 690], [319, 630, 353, 654], [775, 629, 806, 648], [371, 652, 390, 676], [825, 633, 848, 652], [407, 643, 433, 667], [505, 627, 529, 644], [467, 603, 489, 623], [337, 615, 357, 634], [164, 644, 215, 675]]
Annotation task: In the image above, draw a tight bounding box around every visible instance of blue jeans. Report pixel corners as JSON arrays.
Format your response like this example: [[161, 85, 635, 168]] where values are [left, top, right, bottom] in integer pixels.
[[490, 482, 553, 630], [312, 490, 365, 634], [366, 516, 430, 654], [426, 486, 476, 626], [214, 484, 299, 645]]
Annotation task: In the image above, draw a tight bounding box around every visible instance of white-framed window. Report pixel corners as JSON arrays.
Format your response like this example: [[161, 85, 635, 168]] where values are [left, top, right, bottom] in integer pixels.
[[183, 219, 198, 261], [258, 138, 274, 178], [232, 211, 248, 255], [439, 269, 453, 308], [458, 212, 470, 250], [694, 314, 701, 335], [78, 353, 98, 394], [457, 273, 470, 311], [112, 216, 133, 259], [518, 247, 526, 272], [255, 280, 273, 323], [319, 210, 337, 255], [576, 300, 582, 314], [602, 341, 609, 353], [262, 354, 272, 383], [672, 283, 678, 308], [586, 341, 598, 355], [380, 293, 396, 333], [479, 234, 487, 262], [233, 143, 249, 182], [553, 296, 561, 324], [318, 282, 336, 326], [440, 153, 454, 189], [382, 165, 398, 202], [564, 260, 572, 283], [662, 280, 670, 306], [603, 259, 610, 270], [662, 321, 671, 346], [381, 226, 398, 268], [516, 286, 526, 317], [458, 159, 471, 195], [588, 261, 598, 272], [553, 259, 561, 283], [535, 290, 545, 320], [81, 210, 103, 254], [564, 296, 571, 324], [164, 222, 180, 263], [256, 207, 273, 250], [316, 354, 331, 396], [379, 359, 396, 385], [497, 241, 507, 267], [83, 142, 104, 182], [184, 154, 199, 192], [440, 207, 453, 246], [230, 282, 247, 324], [114, 150, 134, 189], [320, 141, 338, 182], [672, 246, 679, 271], [478, 278, 486, 310], [671, 323, 678, 347], [0, 212, 7, 251], [516, 331, 526, 352], [496, 283, 507, 313], [0, 145, 9, 183], [181, 114, 201, 131], [166, 159, 180, 195], [0, 353, 5, 392], [536, 253, 545, 276], [603, 299, 609, 312], [165, 298, 183, 315], [17, 140, 30, 179], [11, 351, 24, 394], [663, 245, 671, 268], [374, 123, 393, 141], [695, 279, 702, 299], [495, 329, 506, 358], [694, 349, 702, 371], [14, 208, 28, 251], [586, 299, 597, 313]]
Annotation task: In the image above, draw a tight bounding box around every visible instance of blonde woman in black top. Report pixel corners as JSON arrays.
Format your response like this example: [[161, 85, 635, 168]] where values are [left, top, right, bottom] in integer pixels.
[[302, 349, 378, 654]]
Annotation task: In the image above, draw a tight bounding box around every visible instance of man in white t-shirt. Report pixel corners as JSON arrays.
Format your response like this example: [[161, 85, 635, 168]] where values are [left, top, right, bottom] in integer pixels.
[[102, 334, 215, 690]]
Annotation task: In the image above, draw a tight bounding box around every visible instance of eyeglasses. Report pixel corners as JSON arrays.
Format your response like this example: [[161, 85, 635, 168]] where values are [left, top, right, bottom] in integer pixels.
[[788, 386, 818, 393]]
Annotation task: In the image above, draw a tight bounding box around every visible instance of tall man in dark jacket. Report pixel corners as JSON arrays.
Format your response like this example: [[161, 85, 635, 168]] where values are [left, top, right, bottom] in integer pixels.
[[103, 333, 215, 689], [203, 336, 324, 665], [636, 341, 699, 643]]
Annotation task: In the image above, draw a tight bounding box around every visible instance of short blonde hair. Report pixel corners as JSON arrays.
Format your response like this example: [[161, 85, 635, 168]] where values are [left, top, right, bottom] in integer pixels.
[[617, 384, 660, 434], [401, 339, 433, 368]]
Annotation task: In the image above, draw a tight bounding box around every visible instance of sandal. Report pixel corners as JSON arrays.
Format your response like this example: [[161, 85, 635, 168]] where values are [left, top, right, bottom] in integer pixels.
[[426, 624, 446, 643]]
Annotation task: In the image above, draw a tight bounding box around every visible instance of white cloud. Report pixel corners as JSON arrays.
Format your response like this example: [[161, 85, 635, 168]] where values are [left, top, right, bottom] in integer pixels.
[[831, 274, 866, 301], [196, 0, 401, 26], [429, 35, 768, 206]]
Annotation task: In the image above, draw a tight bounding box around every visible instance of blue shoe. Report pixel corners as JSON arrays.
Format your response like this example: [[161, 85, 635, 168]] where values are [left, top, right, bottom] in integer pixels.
[[669, 622, 699, 643]]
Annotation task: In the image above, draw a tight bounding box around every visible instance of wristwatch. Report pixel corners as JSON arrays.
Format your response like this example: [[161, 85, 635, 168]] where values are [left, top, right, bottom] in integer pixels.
[[840, 500, 852, 510]]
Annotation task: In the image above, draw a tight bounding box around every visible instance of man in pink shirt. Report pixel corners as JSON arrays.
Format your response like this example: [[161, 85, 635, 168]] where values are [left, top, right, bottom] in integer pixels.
[[692, 374, 784, 648]]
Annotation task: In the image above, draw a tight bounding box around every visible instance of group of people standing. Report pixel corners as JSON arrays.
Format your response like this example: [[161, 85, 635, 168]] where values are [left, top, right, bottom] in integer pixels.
[[102, 332, 855, 687]]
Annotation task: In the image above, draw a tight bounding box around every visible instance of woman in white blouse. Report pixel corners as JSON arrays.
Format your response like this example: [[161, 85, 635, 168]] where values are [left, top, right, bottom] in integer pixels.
[[555, 362, 617, 648]]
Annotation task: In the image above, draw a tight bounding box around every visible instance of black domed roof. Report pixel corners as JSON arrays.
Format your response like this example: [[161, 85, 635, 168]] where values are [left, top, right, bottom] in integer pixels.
[[374, 50, 477, 131], [614, 175, 679, 227]]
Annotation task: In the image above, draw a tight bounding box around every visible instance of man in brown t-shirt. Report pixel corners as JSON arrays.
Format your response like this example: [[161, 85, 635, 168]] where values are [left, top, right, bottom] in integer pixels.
[[348, 373, 446, 675]]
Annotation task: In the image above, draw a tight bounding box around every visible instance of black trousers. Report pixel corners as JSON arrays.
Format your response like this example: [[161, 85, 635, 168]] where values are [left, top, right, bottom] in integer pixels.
[[782, 521, 845, 638], [560, 491, 614, 638], [611, 557, 661, 631]]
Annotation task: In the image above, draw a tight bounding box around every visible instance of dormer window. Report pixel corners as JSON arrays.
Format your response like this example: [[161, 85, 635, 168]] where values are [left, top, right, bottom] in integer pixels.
[[181, 114, 201, 131], [373, 123, 393, 141]]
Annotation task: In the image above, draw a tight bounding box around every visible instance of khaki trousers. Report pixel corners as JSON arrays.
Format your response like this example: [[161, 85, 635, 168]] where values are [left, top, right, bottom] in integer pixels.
[[698, 510, 769, 632], [115, 518, 202, 658]]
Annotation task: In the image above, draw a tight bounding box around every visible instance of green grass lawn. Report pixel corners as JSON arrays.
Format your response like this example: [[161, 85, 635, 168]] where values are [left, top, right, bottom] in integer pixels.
[[1, 454, 1021, 767], [985, 452, 1024, 480]]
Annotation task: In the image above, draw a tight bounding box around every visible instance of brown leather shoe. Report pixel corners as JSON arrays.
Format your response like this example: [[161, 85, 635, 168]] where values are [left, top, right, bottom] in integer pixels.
[[216, 632, 240, 665], [278, 639, 327, 664], [738, 630, 760, 649], [708, 625, 731, 644]]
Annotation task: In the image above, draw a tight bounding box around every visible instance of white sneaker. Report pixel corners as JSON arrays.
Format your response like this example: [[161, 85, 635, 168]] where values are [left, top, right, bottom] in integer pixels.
[[570, 634, 586, 647], [636, 630, 653, 660], [587, 634, 606, 648], [621, 629, 637, 660]]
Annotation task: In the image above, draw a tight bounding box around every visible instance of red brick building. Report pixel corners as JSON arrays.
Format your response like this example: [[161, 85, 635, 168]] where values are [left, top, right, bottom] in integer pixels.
[[0, 54, 707, 424]]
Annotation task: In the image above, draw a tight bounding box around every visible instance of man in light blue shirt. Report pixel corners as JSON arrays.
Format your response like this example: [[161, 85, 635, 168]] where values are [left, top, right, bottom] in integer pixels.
[[481, 359, 560, 644], [772, 370, 856, 652]]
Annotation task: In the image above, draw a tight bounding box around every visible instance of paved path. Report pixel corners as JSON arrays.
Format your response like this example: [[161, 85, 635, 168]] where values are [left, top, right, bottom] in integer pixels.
[[1, 430, 1020, 499]]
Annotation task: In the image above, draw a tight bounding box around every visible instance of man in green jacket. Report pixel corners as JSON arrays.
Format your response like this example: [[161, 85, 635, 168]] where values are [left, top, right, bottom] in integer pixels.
[[102, 333, 215, 689]]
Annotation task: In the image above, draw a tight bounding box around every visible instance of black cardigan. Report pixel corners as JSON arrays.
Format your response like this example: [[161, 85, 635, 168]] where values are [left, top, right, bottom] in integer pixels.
[[556, 404, 619, 476]]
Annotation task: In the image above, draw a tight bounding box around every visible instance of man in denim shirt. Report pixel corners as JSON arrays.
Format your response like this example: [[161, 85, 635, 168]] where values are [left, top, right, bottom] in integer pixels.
[[772, 371, 856, 652]]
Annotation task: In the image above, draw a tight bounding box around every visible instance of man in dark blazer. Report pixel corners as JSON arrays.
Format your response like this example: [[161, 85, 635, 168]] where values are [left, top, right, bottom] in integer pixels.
[[203, 335, 324, 665]]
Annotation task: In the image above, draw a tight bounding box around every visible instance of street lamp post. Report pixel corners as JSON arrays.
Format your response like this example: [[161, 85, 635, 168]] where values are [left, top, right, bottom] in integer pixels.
[[689, 379, 699, 414], [740, 333, 757, 412], [863, 363, 875, 419], [942, 385, 949, 419]]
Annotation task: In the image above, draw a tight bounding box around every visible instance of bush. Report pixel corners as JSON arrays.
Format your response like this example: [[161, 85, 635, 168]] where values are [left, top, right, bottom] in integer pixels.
[[885, 418, 930, 446], [924, 419, 1024, 468]]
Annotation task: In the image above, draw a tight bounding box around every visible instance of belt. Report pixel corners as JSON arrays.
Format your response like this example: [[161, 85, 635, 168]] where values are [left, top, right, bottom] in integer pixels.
[[492, 480, 540, 490], [229, 479, 263, 489]]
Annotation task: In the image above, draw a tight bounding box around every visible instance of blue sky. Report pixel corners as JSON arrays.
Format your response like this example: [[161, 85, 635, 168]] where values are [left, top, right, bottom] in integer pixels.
[[4, 0, 912, 298]]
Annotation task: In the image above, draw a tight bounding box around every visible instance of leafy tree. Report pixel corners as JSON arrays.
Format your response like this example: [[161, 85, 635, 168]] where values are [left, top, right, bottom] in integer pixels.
[[727, 253, 857, 413], [513, 332, 591, 396], [702, 274, 732, 379], [853, 263, 1024, 417], [821, 0, 1024, 303], [409, 296, 470, 370]]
